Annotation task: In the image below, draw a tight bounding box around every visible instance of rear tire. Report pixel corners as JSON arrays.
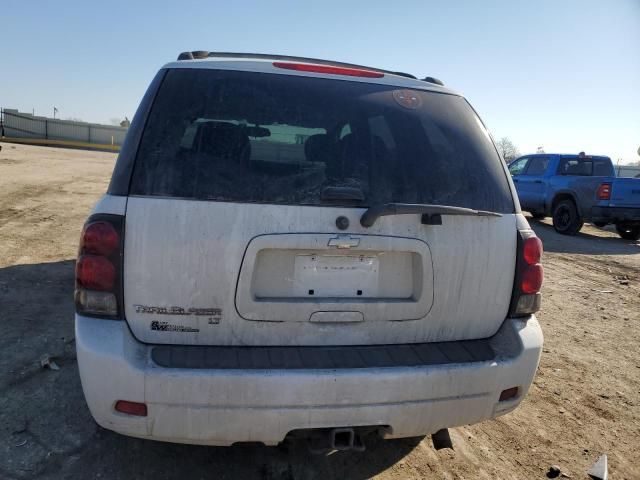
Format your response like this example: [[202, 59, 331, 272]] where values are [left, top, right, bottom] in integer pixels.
[[530, 212, 546, 220], [592, 222, 607, 228], [615, 224, 640, 241], [552, 200, 583, 235]]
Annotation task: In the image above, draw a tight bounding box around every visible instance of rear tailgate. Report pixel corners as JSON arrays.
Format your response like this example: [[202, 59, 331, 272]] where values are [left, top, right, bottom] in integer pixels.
[[124, 199, 516, 346], [610, 178, 640, 208]]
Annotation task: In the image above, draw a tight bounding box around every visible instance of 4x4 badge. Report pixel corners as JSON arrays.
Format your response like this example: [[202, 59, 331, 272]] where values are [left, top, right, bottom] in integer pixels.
[[327, 235, 360, 249]]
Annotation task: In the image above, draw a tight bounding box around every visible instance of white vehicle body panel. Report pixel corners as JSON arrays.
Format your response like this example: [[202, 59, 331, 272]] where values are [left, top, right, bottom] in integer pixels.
[[76, 314, 543, 446], [91, 194, 127, 216], [123, 198, 517, 346]]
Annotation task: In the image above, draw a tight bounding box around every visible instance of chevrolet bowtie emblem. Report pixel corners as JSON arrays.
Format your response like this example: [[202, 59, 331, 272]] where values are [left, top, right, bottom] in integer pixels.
[[327, 235, 360, 249]]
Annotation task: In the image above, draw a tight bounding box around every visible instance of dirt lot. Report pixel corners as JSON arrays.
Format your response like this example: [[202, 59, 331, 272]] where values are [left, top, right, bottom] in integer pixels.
[[1, 142, 639, 479]]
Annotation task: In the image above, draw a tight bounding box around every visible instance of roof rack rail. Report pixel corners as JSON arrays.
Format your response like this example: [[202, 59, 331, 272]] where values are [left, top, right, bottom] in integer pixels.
[[176, 51, 418, 80], [177, 51, 210, 60], [422, 77, 444, 86]]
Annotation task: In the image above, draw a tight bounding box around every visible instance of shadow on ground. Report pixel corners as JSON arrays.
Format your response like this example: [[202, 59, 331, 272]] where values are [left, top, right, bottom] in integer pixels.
[[57, 431, 423, 480], [0, 260, 422, 480], [528, 218, 640, 256]]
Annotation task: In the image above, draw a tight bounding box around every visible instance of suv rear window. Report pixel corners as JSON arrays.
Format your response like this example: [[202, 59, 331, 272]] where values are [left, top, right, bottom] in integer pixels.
[[130, 68, 514, 213]]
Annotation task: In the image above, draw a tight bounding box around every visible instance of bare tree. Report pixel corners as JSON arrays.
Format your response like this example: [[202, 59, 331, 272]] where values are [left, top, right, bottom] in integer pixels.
[[495, 137, 520, 162]]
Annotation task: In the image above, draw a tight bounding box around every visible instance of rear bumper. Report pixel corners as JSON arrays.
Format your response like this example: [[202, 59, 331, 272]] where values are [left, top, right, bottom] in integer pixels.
[[591, 206, 640, 224], [76, 315, 543, 446]]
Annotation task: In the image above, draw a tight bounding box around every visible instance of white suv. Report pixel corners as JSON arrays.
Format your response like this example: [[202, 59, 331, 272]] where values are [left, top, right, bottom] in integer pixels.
[[75, 52, 544, 450]]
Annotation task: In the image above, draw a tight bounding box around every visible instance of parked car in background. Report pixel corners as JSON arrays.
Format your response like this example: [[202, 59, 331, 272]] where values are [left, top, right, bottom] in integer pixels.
[[75, 51, 544, 450], [509, 153, 640, 239]]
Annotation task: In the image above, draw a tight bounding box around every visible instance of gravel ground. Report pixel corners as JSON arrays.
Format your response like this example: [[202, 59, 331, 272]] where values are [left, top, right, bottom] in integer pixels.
[[1, 142, 639, 479]]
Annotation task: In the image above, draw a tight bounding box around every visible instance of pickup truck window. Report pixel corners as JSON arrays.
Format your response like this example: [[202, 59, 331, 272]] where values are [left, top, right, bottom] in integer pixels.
[[558, 158, 612, 177], [508, 157, 528, 175], [559, 159, 592, 176], [524, 157, 549, 176], [593, 160, 613, 176]]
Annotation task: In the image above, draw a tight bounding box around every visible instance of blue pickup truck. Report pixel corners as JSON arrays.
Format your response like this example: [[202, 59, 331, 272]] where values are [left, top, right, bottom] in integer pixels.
[[508, 153, 640, 240]]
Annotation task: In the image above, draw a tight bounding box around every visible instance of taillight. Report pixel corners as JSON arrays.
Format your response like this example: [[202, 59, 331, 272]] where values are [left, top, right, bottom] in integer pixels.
[[523, 237, 542, 265], [82, 221, 119, 256], [76, 255, 116, 291], [272, 62, 385, 78], [75, 214, 124, 318], [509, 231, 544, 317], [597, 183, 611, 201], [521, 265, 543, 294]]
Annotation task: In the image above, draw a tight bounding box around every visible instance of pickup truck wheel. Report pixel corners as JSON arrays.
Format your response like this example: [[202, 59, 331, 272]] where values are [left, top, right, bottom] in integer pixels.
[[552, 200, 583, 235], [615, 224, 640, 241]]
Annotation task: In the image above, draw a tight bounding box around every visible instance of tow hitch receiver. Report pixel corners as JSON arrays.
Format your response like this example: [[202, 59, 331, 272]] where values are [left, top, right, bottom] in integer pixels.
[[332, 427, 365, 451], [305, 427, 369, 454]]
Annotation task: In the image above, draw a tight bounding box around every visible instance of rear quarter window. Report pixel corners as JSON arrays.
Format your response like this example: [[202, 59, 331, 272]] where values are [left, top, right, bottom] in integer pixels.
[[129, 68, 515, 213]]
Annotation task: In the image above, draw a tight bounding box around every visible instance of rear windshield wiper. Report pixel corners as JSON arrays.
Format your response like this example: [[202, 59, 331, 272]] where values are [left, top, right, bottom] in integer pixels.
[[360, 203, 502, 227], [321, 186, 365, 202]]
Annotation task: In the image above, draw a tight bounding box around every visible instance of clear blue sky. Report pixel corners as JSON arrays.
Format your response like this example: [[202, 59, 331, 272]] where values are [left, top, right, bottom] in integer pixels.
[[2, 0, 639, 163]]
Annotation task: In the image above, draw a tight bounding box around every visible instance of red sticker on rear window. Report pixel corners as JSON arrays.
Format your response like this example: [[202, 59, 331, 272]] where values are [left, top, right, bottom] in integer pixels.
[[392, 89, 422, 109]]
